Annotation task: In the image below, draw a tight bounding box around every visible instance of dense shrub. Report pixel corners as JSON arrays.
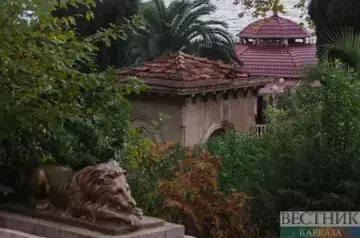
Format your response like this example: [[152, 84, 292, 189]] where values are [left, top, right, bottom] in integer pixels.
[[205, 130, 274, 235], [123, 133, 185, 216], [258, 66, 360, 229], [157, 148, 254, 238], [205, 65, 360, 235], [206, 130, 265, 194], [123, 134, 258, 237], [0, 0, 140, 197]]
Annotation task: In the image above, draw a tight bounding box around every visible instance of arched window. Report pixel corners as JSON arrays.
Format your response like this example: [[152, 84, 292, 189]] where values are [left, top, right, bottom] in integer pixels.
[[202, 121, 232, 143], [208, 128, 226, 140], [130, 119, 162, 142]]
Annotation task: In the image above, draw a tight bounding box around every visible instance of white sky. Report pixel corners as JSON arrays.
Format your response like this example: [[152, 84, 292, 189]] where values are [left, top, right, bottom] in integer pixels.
[[140, 0, 312, 39]]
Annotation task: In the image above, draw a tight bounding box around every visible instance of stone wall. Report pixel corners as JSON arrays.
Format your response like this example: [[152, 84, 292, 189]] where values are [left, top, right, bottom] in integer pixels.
[[182, 89, 257, 145], [128, 89, 257, 146], [128, 94, 184, 143]]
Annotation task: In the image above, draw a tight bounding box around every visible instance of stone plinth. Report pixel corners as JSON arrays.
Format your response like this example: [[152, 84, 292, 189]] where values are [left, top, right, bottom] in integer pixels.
[[0, 205, 185, 238], [0, 228, 44, 238]]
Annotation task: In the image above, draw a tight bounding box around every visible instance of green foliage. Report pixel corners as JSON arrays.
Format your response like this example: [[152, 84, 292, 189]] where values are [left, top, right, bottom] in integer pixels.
[[157, 149, 253, 238], [132, 0, 240, 64], [0, 183, 13, 196], [206, 63, 360, 234], [258, 66, 360, 229], [319, 27, 360, 73], [0, 0, 138, 191], [309, 0, 360, 56], [123, 133, 257, 237], [52, 0, 141, 69], [206, 131, 265, 194], [205, 131, 273, 234], [124, 141, 185, 216], [139, 1, 156, 13]]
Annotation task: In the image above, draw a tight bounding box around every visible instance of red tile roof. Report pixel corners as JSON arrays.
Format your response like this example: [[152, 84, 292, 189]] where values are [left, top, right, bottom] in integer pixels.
[[235, 43, 317, 78], [117, 51, 274, 94], [117, 51, 248, 81], [239, 14, 311, 39]]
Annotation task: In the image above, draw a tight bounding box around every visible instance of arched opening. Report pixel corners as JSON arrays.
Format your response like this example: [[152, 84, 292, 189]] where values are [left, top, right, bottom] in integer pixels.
[[202, 121, 232, 143], [208, 128, 226, 140], [130, 119, 162, 142]]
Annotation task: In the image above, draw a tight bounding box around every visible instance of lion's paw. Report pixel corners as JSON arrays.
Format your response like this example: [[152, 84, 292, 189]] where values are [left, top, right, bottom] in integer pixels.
[[133, 207, 143, 218], [36, 200, 53, 211], [128, 215, 142, 230], [60, 212, 72, 219]]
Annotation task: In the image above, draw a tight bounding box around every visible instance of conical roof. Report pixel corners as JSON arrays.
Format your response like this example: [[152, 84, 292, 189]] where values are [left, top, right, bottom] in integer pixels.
[[239, 13, 311, 39]]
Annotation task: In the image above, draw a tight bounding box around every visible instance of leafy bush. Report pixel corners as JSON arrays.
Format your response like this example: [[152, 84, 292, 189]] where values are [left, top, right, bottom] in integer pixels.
[[124, 137, 185, 216], [0, 0, 141, 197], [157, 148, 254, 238], [204, 64, 360, 235], [206, 130, 265, 194], [206, 131, 273, 235], [123, 136, 257, 237], [257, 65, 360, 229]]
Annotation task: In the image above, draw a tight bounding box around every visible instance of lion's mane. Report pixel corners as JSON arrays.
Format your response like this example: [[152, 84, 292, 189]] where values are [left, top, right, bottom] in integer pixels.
[[59, 160, 131, 220]]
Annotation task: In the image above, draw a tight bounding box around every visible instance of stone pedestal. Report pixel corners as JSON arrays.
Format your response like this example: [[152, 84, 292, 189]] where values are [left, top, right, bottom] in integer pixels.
[[0, 205, 185, 238], [0, 228, 44, 238]]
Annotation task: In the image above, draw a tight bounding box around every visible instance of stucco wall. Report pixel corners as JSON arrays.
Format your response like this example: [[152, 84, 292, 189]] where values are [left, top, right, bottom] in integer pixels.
[[128, 94, 184, 144], [128, 90, 257, 146], [182, 90, 257, 146]]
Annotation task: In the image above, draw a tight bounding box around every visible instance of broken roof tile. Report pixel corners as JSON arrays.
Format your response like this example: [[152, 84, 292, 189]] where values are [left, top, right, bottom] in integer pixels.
[[117, 51, 248, 82]]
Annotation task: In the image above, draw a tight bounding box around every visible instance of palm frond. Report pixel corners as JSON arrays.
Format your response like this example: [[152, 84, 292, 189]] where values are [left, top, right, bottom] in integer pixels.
[[143, 6, 163, 32], [153, 0, 167, 16], [321, 27, 360, 72], [167, 0, 190, 15], [168, 1, 192, 31], [200, 19, 229, 29], [204, 27, 234, 43], [132, 0, 236, 64], [174, 4, 216, 35]]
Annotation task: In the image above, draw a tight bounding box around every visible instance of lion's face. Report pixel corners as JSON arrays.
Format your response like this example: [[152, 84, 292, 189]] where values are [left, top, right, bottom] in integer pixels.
[[91, 163, 137, 213], [106, 173, 137, 213]]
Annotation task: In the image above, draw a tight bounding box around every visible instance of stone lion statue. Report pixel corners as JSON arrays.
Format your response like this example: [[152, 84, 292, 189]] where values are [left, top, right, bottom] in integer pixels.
[[27, 160, 143, 230]]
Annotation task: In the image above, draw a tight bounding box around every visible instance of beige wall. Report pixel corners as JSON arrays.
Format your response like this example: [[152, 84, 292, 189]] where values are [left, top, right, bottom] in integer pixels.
[[128, 95, 184, 143], [128, 89, 258, 146], [182, 90, 257, 146]]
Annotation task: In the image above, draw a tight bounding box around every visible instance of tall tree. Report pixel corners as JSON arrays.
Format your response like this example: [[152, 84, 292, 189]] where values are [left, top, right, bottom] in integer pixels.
[[52, 0, 140, 69], [133, 0, 240, 64]]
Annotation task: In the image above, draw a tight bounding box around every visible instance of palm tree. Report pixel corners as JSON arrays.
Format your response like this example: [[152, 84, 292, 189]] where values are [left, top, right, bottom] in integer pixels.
[[131, 0, 239, 65], [320, 27, 360, 73], [301, 27, 360, 85]]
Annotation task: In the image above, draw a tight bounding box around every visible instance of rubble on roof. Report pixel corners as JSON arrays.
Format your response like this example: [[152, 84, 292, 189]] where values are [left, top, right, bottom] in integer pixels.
[[117, 51, 248, 81], [117, 51, 274, 94]]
